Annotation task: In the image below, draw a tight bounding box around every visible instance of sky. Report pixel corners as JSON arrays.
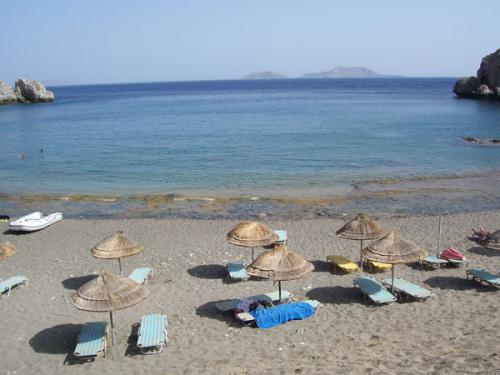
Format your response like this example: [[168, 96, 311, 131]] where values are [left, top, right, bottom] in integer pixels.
[[1, 1, 499, 85]]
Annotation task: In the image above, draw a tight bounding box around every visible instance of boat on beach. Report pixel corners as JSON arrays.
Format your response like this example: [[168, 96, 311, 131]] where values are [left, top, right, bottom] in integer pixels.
[[9, 212, 63, 232]]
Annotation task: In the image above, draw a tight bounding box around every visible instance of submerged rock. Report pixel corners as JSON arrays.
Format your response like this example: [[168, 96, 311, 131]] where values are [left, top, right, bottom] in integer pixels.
[[14, 78, 54, 103], [463, 137, 500, 145], [454, 49, 500, 99], [0, 80, 17, 104]]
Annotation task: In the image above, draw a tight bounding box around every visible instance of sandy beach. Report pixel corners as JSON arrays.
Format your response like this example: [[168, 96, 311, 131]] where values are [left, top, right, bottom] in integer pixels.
[[0, 211, 499, 375]]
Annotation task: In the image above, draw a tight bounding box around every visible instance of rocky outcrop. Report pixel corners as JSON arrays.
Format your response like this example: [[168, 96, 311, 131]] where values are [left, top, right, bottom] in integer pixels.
[[0, 80, 17, 104], [463, 137, 500, 145], [454, 49, 500, 99], [14, 79, 54, 103]]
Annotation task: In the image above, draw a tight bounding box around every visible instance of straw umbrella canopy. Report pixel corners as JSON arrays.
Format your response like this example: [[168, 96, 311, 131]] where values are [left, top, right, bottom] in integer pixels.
[[246, 245, 314, 302], [479, 230, 500, 250], [71, 270, 149, 346], [361, 230, 427, 292], [91, 231, 144, 275], [336, 213, 386, 271], [226, 221, 279, 261], [0, 242, 16, 261]]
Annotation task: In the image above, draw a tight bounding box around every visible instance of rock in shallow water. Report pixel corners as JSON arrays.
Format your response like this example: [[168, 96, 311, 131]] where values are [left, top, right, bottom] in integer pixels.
[[0, 80, 17, 104], [14, 78, 54, 103], [454, 49, 500, 99]]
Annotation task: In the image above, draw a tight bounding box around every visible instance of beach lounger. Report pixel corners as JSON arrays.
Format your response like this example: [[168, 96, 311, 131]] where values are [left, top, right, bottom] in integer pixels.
[[137, 313, 168, 354], [215, 290, 293, 312], [0, 276, 28, 296], [326, 255, 359, 273], [274, 229, 287, 245], [466, 269, 500, 288], [382, 277, 433, 301], [128, 267, 153, 284], [420, 255, 449, 269], [74, 322, 108, 361], [446, 259, 469, 267], [226, 262, 249, 281], [236, 300, 320, 326], [353, 276, 396, 305], [367, 261, 392, 272]]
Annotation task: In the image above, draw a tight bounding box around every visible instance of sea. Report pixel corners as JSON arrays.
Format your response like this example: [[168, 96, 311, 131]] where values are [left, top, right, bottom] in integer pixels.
[[1, 78, 499, 219]]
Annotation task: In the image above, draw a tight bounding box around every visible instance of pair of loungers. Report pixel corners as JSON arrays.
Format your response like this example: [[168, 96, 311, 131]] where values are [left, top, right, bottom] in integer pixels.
[[326, 255, 392, 273], [353, 276, 433, 305], [226, 230, 287, 281], [421, 255, 468, 269], [74, 313, 168, 361], [0, 276, 28, 296], [466, 268, 500, 288]]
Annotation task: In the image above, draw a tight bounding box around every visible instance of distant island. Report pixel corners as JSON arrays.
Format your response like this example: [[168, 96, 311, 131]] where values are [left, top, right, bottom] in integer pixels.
[[302, 66, 403, 78], [243, 71, 288, 79]]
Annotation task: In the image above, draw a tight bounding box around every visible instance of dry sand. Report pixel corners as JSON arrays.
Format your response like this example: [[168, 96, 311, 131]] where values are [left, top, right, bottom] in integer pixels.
[[0, 211, 499, 375]]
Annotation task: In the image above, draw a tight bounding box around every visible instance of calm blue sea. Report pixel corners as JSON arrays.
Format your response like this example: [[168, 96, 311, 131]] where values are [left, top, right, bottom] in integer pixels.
[[1, 78, 499, 217]]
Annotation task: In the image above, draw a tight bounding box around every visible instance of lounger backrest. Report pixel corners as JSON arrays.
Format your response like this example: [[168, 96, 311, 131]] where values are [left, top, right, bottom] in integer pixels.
[[137, 313, 167, 348], [74, 322, 107, 358]]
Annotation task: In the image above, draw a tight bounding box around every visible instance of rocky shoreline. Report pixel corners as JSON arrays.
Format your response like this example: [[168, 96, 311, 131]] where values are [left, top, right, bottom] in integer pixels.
[[0, 79, 54, 105], [454, 48, 500, 99]]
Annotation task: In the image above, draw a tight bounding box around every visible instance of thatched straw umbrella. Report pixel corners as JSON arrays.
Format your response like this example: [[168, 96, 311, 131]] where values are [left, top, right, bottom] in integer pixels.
[[246, 245, 314, 302], [91, 231, 144, 275], [336, 214, 386, 271], [226, 221, 278, 261], [479, 229, 500, 250], [361, 230, 427, 293], [71, 270, 149, 346], [0, 242, 16, 261]]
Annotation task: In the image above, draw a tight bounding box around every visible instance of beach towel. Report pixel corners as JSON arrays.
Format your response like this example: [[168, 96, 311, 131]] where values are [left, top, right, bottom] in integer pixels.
[[249, 302, 314, 329], [440, 247, 465, 261]]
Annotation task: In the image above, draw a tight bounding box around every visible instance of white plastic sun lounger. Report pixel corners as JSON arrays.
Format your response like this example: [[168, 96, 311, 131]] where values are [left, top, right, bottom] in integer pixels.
[[128, 267, 154, 284], [382, 277, 433, 301], [137, 313, 168, 354], [466, 269, 500, 288], [353, 276, 396, 305], [0, 276, 29, 296], [226, 262, 249, 280]]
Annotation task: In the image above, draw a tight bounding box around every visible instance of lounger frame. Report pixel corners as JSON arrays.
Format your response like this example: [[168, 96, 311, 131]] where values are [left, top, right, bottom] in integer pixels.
[[466, 269, 500, 288], [0, 276, 29, 297]]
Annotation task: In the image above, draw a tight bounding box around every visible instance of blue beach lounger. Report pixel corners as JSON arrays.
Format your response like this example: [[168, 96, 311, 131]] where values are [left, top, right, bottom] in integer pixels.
[[215, 290, 293, 312], [466, 269, 500, 287], [353, 276, 396, 305], [137, 313, 168, 354], [274, 229, 287, 245], [236, 300, 320, 326], [226, 262, 249, 281], [128, 267, 153, 284], [74, 322, 108, 361], [382, 278, 433, 301], [0, 276, 29, 296], [421, 255, 448, 269]]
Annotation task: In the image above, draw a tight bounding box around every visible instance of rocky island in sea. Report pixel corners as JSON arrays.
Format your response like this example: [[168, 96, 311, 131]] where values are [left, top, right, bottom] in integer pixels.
[[0, 78, 54, 105], [453, 48, 500, 99], [242, 71, 288, 79], [302, 66, 402, 78]]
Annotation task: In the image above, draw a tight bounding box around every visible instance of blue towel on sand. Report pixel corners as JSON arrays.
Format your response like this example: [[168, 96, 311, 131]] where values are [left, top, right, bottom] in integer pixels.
[[249, 302, 314, 329]]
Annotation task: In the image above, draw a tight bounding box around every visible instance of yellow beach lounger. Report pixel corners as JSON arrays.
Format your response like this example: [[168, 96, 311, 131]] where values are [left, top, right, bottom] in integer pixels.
[[367, 261, 392, 271], [326, 255, 358, 273]]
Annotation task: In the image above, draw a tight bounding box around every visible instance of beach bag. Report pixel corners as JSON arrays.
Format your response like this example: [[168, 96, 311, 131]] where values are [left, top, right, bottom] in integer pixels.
[[440, 247, 465, 261]]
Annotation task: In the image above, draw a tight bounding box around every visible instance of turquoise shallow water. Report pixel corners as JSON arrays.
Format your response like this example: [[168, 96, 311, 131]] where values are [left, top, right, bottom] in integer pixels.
[[0, 78, 499, 218]]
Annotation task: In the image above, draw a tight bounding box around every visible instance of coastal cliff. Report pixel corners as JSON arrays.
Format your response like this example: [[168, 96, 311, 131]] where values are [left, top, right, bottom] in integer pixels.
[[0, 79, 54, 105], [454, 49, 500, 99]]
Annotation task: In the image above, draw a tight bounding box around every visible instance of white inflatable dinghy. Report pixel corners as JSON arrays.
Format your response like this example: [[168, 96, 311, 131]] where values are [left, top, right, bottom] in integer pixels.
[[9, 212, 63, 232]]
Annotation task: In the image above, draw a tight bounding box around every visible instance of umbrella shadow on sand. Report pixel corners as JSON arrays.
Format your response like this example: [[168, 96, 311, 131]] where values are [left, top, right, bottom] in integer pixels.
[[195, 301, 242, 327], [424, 276, 495, 292], [467, 246, 500, 257], [306, 286, 360, 305], [61, 275, 98, 290], [187, 264, 227, 279], [29, 324, 81, 364]]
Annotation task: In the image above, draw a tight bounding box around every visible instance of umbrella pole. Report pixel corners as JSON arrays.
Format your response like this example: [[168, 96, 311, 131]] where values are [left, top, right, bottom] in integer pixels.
[[278, 281, 282, 304], [110, 311, 116, 346], [437, 215, 442, 257], [391, 266, 395, 294], [360, 240, 364, 272], [251, 247, 255, 261], [118, 258, 122, 275]]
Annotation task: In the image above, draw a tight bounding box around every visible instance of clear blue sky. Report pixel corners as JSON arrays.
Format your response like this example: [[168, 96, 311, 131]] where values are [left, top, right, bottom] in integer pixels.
[[1, 1, 499, 85]]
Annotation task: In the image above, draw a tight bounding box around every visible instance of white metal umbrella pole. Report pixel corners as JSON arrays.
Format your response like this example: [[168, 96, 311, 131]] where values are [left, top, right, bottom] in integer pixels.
[[110, 311, 116, 346], [437, 215, 442, 257], [360, 240, 364, 272], [118, 258, 122, 275]]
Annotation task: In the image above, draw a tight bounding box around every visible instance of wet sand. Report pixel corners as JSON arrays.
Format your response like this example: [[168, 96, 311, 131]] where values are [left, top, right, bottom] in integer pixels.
[[0, 211, 499, 374]]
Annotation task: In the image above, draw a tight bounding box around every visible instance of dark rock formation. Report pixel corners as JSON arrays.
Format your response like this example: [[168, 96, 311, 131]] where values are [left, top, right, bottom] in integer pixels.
[[454, 49, 500, 99], [14, 79, 54, 103], [0, 80, 17, 104], [463, 137, 500, 145]]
